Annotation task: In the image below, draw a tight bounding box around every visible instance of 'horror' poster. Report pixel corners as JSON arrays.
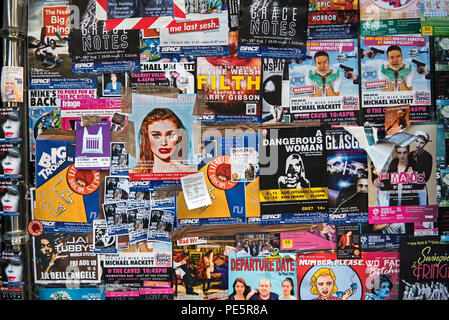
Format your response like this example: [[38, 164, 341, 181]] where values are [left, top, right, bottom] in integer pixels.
[[307, 8, 359, 40]]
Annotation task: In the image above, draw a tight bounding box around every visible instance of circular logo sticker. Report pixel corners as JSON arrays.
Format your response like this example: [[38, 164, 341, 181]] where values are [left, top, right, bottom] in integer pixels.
[[66, 165, 100, 195], [207, 155, 238, 190], [28, 219, 43, 236], [368, 0, 414, 11]]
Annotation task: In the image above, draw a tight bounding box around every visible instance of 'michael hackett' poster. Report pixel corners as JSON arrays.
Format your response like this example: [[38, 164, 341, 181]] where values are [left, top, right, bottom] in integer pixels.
[[361, 35, 432, 127], [288, 39, 360, 125]]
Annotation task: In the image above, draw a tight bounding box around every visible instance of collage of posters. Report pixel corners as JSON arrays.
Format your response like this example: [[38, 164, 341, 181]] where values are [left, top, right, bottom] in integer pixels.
[[0, 0, 448, 305]]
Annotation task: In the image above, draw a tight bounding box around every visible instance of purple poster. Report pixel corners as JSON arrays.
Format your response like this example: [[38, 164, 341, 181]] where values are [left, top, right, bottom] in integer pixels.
[[75, 120, 111, 170]]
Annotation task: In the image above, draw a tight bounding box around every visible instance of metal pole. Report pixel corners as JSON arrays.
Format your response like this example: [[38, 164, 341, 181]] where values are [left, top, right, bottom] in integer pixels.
[[0, 0, 32, 300]]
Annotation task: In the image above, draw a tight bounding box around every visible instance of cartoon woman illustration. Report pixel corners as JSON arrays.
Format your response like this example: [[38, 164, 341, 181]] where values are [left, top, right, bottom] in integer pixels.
[[310, 268, 357, 300]]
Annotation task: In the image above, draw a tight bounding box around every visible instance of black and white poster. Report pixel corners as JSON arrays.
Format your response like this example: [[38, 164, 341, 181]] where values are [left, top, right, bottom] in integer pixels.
[[238, 0, 308, 59], [259, 126, 328, 224], [69, 0, 140, 74], [261, 58, 286, 123]]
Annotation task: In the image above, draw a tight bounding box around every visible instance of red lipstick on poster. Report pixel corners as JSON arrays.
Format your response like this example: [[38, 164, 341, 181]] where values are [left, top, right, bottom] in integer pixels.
[[159, 148, 172, 154]]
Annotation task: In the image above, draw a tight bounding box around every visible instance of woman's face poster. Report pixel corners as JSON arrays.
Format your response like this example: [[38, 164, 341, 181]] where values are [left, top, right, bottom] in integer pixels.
[[128, 93, 198, 180]]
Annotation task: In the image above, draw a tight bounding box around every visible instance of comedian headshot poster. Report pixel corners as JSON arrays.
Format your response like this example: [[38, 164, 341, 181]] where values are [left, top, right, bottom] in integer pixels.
[[128, 93, 198, 181], [361, 35, 432, 127], [288, 39, 360, 125]]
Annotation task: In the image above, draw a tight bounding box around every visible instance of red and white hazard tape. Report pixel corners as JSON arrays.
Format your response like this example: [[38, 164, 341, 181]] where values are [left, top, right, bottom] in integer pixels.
[[96, 0, 186, 30]]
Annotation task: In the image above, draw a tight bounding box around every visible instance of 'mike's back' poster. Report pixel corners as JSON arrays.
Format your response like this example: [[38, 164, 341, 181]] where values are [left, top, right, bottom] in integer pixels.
[[259, 126, 328, 225]]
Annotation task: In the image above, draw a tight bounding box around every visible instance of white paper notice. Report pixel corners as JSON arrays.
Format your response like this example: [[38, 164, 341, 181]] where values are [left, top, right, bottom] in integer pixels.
[[344, 126, 395, 172], [180, 171, 212, 210]]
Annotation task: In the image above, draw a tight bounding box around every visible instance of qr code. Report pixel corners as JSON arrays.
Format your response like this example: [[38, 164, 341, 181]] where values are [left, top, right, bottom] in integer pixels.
[[246, 103, 257, 115]]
